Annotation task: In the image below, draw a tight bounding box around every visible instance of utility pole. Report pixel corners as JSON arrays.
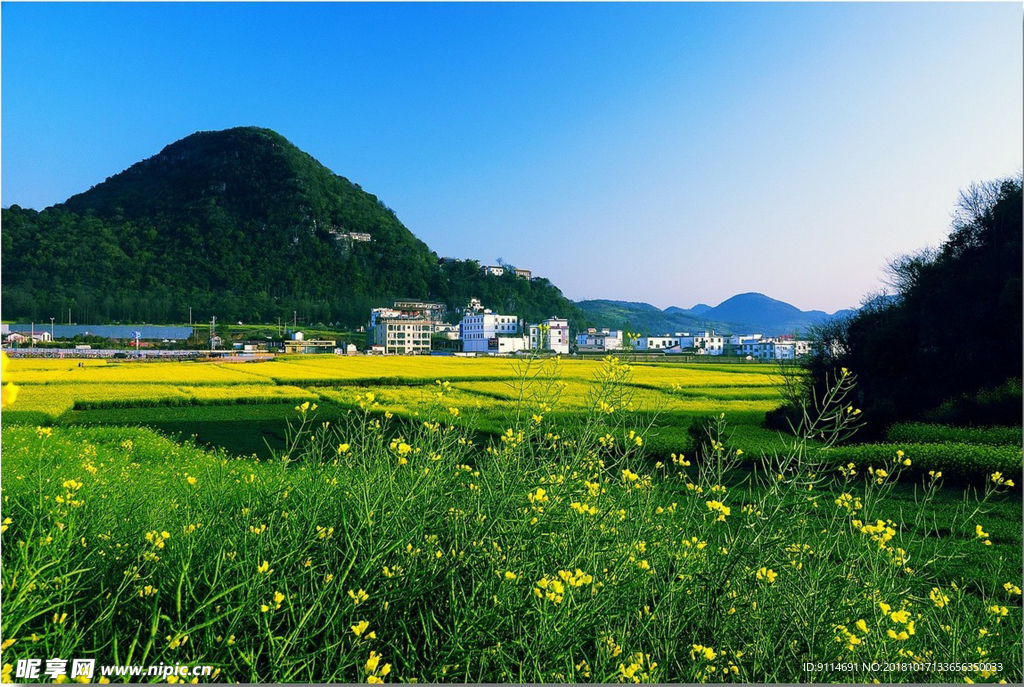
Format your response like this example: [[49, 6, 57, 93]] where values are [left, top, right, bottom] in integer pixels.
[[68, 308, 72, 325], [31, 322, 35, 349], [210, 316, 217, 353], [50, 317, 55, 343], [293, 311, 297, 329], [189, 307, 192, 327]]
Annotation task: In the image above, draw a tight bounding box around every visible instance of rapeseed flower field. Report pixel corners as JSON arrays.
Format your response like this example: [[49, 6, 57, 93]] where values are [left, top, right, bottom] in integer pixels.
[[0, 355, 1020, 682]]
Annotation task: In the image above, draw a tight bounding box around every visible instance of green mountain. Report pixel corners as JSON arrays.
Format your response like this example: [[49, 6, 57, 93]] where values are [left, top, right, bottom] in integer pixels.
[[576, 300, 727, 335], [2, 127, 582, 328], [577, 295, 853, 337], [696, 292, 856, 334]]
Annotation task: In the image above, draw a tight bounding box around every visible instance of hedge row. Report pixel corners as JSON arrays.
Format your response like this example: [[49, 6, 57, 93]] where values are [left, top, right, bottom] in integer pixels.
[[885, 422, 1022, 447], [816, 442, 1022, 481]]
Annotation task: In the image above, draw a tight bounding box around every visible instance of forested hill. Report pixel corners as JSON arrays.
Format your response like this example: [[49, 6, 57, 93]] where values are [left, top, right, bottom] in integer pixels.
[[808, 175, 1023, 429], [1, 127, 583, 328]]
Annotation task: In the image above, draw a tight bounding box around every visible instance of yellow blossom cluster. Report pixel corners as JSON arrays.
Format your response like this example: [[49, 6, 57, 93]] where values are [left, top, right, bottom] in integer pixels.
[[259, 591, 285, 613], [990, 472, 1015, 488], [704, 500, 731, 522], [878, 602, 916, 640], [144, 530, 171, 549], [834, 621, 869, 651], [834, 492, 863, 512], [570, 502, 599, 516], [617, 652, 657, 683], [365, 650, 391, 683], [929, 587, 950, 608]]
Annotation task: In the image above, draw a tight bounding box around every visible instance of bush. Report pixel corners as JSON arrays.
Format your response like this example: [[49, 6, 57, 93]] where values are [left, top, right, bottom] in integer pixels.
[[886, 422, 1022, 447], [817, 442, 1022, 481], [922, 378, 1023, 426]]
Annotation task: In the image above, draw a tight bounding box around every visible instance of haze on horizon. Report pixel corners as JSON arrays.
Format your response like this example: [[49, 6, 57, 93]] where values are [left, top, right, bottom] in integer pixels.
[[2, 2, 1020, 314]]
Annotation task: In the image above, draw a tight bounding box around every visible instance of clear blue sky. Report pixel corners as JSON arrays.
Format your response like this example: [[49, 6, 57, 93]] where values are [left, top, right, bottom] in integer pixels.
[[3, 2, 1021, 313]]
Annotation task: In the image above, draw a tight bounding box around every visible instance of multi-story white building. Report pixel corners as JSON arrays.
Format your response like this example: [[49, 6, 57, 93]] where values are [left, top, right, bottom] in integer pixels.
[[460, 313, 522, 353], [528, 318, 570, 354], [368, 307, 434, 355], [480, 265, 505, 277], [693, 331, 725, 355]]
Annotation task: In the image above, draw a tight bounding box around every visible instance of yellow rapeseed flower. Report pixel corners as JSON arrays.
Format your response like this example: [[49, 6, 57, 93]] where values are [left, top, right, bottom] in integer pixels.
[[889, 609, 910, 624], [929, 588, 950, 608], [1, 352, 18, 408]]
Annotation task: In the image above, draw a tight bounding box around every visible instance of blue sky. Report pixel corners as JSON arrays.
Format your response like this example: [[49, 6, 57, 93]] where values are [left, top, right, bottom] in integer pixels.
[[3, 2, 1021, 312]]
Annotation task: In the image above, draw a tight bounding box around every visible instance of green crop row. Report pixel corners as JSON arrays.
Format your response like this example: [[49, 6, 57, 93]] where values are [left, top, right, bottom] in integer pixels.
[[886, 422, 1022, 447], [816, 442, 1022, 480]]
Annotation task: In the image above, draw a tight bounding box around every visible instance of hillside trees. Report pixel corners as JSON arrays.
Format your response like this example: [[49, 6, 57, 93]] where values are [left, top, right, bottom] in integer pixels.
[[1, 127, 585, 329], [807, 174, 1022, 432]]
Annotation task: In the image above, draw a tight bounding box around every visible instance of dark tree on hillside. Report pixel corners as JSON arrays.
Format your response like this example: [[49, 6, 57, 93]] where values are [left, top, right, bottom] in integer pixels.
[[806, 175, 1022, 433]]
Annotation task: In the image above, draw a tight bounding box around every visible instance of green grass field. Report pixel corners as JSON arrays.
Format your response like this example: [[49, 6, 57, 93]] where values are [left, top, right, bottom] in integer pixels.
[[1, 354, 1020, 682]]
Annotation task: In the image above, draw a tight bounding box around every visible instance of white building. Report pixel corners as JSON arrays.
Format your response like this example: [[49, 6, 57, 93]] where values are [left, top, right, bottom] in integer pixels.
[[730, 333, 762, 346], [637, 335, 683, 352], [368, 307, 434, 355], [460, 313, 522, 353], [528, 318, 570, 354], [4, 331, 52, 344], [495, 336, 530, 354], [576, 328, 624, 352], [480, 265, 505, 277], [743, 337, 812, 360], [693, 331, 724, 355], [434, 323, 461, 341]]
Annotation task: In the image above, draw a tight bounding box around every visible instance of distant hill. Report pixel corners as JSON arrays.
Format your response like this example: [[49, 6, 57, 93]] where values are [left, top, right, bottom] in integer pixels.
[[1, 127, 583, 328], [698, 292, 845, 334], [576, 300, 727, 336], [578, 293, 854, 336]]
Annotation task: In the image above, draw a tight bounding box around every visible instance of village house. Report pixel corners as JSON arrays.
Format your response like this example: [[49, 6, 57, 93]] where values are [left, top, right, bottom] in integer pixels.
[[460, 312, 526, 354], [576, 328, 624, 352], [528, 318, 570, 355], [367, 302, 444, 355]]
